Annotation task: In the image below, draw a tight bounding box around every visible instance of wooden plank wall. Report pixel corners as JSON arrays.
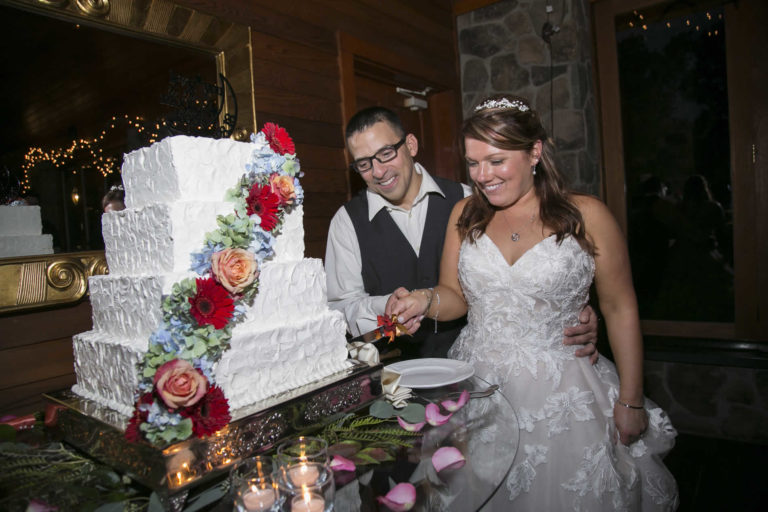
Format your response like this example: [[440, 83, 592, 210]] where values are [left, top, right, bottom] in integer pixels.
[[0, 0, 459, 417], [0, 302, 92, 416], [176, 0, 459, 258]]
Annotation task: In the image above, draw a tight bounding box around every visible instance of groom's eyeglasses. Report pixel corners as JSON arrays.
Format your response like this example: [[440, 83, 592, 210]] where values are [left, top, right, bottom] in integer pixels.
[[350, 138, 406, 173]]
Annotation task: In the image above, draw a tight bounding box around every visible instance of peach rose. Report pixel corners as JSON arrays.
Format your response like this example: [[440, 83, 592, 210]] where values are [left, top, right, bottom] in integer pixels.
[[269, 174, 296, 205], [153, 359, 208, 409], [211, 248, 259, 294]]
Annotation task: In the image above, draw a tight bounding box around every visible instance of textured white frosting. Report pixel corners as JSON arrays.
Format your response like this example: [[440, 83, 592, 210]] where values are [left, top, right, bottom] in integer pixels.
[[103, 204, 304, 275], [122, 136, 254, 209], [72, 330, 143, 416], [214, 310, 350, 410], [89, 259, 328, 339], [73, 135, 349, 419], [0, 205, 44, 234], [72, 309, 350, 415], [0, 234, 53, 258]]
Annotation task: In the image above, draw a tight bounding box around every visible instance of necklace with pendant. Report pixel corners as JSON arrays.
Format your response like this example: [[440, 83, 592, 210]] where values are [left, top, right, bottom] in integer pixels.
[[500, 209, 536, 242]]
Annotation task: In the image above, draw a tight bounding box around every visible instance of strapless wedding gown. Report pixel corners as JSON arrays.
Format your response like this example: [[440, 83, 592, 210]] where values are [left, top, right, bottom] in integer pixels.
[[448, 235, 679, 511]]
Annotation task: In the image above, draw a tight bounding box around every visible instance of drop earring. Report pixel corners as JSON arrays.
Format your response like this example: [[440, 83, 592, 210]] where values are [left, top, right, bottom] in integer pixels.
[[532, 163, 537, 176]]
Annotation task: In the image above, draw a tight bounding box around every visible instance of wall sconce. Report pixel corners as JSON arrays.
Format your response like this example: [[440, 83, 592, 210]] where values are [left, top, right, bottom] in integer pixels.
[[71, 186, 80, 205]]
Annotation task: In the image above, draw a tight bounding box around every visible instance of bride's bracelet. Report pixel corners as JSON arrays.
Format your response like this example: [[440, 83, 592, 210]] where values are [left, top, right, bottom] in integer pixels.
[[616, 399, 644, 410], [418, 288, 434, 316]]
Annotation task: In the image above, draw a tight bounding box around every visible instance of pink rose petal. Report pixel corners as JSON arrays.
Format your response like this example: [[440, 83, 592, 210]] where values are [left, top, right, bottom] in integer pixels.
[[397, 416, 426, 432], [376, 482, 416, 511], [431, 446, 466, 472], [425, 403, 452, 426], [441, 390, 470, 412], [330, 454, 356, 472], [26, 499, 58, 512]]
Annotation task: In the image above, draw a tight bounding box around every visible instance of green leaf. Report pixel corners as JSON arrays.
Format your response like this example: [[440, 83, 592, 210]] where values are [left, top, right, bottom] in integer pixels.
[[94, 502, 126, 512], [351, 452, 381, 465], [396, 402, 426, 424], [369, 400, 395, 419], [0, 424, 16, 442], [358, 446, 394, 462], [191, 339, 208, 358], [184, 482, 227, 511], [147, 492, 165, 512]]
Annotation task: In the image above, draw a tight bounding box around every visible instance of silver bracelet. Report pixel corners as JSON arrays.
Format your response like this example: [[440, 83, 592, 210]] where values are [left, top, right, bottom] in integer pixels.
[[616, 399, 644, 410], [432, 288, 440, 334], [418, 288, 434, 316]]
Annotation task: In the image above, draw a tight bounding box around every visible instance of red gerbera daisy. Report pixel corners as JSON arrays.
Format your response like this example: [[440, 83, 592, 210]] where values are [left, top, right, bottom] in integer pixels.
[[245, 184, 281, 231], [179, 386, 231, 438], [125, 392, 154, 442], [262, 122, 295, 155], [188, 277, 235, 329]]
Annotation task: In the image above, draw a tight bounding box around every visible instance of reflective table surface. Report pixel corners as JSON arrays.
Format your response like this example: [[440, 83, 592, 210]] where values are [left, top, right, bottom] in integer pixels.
[[348, 375, 519, 511], [218, 375, 519, 512]]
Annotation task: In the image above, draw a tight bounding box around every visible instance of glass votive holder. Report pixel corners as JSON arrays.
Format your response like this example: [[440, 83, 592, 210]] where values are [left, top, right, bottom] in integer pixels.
[[276, 436, 329, 467], [286, 479, 335, 512], [278, 461, 331, 490], [275, 436, 331, 490], [234, 476, 281, 512], [231, 455, 276, 492]]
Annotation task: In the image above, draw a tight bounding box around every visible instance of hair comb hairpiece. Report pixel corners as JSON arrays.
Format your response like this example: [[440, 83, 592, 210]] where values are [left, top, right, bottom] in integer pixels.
[[474, 98, 529, 113]]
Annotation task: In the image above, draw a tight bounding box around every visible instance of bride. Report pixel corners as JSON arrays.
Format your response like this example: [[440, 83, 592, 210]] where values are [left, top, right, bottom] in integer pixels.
[[387, 95, 679, 510]]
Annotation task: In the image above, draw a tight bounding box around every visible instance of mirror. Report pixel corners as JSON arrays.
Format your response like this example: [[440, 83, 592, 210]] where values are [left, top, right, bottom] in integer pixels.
[[0, 0, 255, 313]]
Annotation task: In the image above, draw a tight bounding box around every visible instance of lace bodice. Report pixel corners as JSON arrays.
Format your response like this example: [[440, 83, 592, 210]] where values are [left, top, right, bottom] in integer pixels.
[[449, 234, 594, 389]]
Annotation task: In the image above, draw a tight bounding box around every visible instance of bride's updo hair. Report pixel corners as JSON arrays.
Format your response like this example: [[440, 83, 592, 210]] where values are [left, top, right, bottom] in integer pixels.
[[457, 94, 592, 254]]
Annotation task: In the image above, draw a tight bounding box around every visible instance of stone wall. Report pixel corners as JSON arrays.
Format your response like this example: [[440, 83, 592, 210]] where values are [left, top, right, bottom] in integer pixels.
[[457, 0, 600, 195], [457, 0, 768, 446]]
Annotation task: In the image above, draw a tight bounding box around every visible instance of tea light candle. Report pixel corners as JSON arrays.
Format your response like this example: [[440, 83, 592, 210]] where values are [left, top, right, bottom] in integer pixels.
[[291, 491, 325, 512], [288, 463, 320, 486], [240, 486, 277, 511]]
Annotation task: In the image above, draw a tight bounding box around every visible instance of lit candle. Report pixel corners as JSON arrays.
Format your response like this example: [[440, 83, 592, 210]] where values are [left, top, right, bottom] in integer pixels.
[[287, 463, 320, 486], [241, 486, 277, 511], [291, 489, 325, 512]]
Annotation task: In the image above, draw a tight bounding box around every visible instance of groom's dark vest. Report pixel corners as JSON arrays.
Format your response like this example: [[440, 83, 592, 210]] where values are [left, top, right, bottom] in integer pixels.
[[345, 175, 467, 359]]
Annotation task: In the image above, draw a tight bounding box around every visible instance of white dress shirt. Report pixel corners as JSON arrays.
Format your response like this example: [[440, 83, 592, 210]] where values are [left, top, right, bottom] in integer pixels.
[[325, 163, 471, 336]]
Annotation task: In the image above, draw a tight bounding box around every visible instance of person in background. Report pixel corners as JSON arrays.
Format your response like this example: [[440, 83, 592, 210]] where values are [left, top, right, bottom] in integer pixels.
[[325, 106, 599, 360], [102, 184, 125, 213], [387, 95, 678, 510]]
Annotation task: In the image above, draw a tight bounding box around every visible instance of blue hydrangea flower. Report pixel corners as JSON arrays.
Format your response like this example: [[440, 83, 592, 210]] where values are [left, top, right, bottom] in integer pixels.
[[293, 178, 304, 204], [149, 328, 181, 354], [194, 355, 216, 381], [146, 402, 182, 427], [249, 229, 276, 262]]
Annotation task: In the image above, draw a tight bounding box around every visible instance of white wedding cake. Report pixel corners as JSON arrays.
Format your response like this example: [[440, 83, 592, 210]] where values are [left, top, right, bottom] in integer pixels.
[[0, 205, 53, 257], [71, 126, 351, 444]]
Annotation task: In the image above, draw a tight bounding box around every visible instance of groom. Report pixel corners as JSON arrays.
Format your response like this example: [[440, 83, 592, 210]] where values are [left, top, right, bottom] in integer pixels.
[[325, 106, 599, 360]]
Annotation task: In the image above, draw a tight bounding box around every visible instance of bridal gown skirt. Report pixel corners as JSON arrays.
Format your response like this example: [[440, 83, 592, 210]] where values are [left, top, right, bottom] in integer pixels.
[[448, 235, 679, 511]]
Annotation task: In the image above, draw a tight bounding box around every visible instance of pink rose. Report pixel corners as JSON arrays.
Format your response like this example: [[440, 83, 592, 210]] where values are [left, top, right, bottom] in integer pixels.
[[269, 174, 296, 205], [211, 248, 259, 294], [153, 359, 208, 409]]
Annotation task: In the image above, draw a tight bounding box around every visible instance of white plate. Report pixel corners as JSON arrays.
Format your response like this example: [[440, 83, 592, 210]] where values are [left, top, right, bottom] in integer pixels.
[[385, 358, 474, 389]]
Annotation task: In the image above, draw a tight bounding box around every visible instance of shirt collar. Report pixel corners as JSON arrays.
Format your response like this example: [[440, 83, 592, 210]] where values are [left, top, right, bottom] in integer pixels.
[[366, 163, 445, 220]]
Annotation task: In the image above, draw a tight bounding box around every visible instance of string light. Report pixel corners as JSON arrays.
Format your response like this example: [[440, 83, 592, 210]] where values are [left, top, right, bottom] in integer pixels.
[[19, 114, 158, 193], [621, 7, 723, 38], [20, 111, 220, 193]]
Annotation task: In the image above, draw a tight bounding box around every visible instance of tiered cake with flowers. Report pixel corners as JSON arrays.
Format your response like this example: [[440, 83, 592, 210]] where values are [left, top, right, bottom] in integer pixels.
[[71, 124, 351, 445]]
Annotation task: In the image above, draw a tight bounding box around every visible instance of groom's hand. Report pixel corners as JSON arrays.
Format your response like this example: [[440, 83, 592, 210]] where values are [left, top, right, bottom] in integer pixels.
[[563, 305, 599, 364]]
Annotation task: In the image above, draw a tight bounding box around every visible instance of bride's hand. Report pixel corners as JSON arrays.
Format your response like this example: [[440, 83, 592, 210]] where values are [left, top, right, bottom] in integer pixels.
[[385, 287, 427, 334], [613, 402, 648, 445]]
